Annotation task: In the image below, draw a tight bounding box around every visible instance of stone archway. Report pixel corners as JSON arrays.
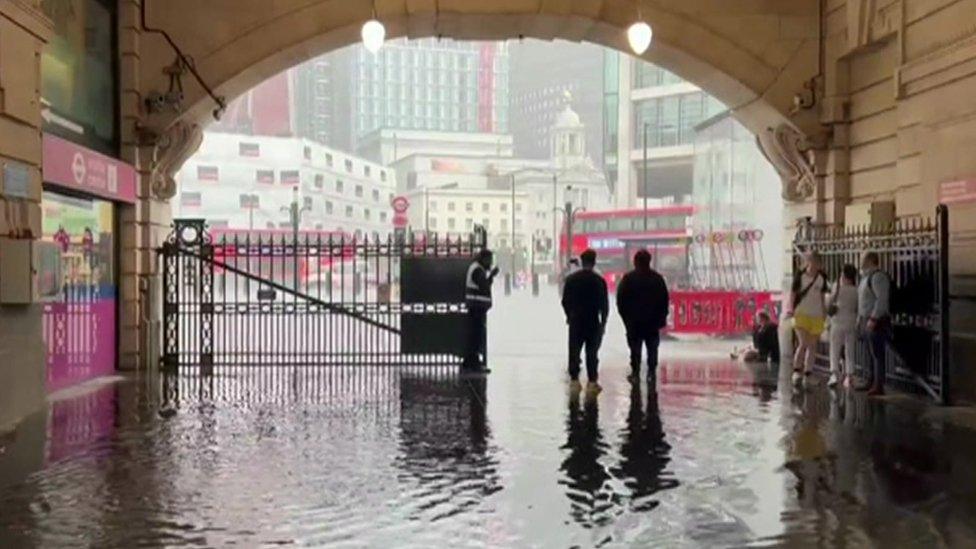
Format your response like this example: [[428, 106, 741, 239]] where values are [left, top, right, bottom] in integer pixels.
[[130, 0, 822, 199], [118, 0, 826, 370]]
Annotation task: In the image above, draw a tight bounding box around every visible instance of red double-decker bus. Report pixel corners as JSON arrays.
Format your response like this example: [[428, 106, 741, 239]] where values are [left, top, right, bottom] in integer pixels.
[[561, 206, 694, 291], [560, 206, 780, 337]]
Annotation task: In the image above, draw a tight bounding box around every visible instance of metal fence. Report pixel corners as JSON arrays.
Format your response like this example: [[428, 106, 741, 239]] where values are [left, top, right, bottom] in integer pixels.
[[160, 219, 485, 372], [792, 205, 950, 404]]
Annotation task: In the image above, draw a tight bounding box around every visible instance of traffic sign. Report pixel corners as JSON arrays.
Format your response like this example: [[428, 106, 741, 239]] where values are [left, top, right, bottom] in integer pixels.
[[391, 195, 410, 213]]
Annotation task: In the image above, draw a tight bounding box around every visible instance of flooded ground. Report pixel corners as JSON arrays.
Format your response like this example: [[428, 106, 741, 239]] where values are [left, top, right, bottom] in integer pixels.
[[2, 291, 976, 548]]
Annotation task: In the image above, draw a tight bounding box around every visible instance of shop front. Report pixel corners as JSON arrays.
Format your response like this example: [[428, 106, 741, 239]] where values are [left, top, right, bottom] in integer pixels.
[[39, 134, 135, 392]]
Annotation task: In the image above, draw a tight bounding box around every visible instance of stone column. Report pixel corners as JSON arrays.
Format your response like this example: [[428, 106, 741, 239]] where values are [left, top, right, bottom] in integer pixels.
[[116, 1, 203, 372], [0, 0, 51, 429]]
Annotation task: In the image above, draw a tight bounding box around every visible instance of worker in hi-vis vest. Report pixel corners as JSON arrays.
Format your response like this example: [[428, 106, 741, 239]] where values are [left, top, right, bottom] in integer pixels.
[[463, 249, 499, 372]]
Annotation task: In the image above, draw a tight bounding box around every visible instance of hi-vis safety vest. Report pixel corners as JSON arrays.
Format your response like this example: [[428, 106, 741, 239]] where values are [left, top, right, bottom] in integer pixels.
[[465, 262, 492, 305]]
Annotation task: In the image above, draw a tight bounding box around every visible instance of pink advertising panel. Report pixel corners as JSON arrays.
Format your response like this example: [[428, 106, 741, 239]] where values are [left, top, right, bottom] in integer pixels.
[[42, 133, 136, 204]]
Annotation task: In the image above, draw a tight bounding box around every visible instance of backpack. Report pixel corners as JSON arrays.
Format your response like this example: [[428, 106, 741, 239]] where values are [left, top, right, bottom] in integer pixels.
[[867, 269, 932, 317]]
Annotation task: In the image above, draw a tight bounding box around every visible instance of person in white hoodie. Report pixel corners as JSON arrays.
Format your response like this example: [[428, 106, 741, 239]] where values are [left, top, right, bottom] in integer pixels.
[[827, 264, 859, 389]]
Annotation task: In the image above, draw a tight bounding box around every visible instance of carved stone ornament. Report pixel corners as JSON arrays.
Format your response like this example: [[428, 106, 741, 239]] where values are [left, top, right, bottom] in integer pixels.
[[150, 121, 203, 200], [756, 124, 817, 202]]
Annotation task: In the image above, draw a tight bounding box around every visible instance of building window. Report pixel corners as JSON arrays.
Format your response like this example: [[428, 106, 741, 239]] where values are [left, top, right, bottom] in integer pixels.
[[326, 153, 334, 167], [448, 202, 456, 212], [280, 170, 300, 185], [429, 218, 437, 229], [326, 200, 334, 214], [181, 192, 202, 207], [336, 180, 344, 193], [516, 203, 523, 212], [239, 143, 260, 157], [482, 203, 490, 213], [380, 212, 388, 223], [429, 200, 438, 211], [355, 185, 364, 198], [364, 165, 371, 177], [239, 194, 259, 209], [303, 197, 313, 209], [465, 219, 473, 230], [303, 146, 311, 160], [314, 174, 324, 189], [345, 159, 354, 173], [197, 165, 219, 181], [345, 205, 354, 217], [256, 169, 275, 184], [500, 203, 508, 212], [372, 189, 380, 202], [466, 202, 473, 212], [380, 170, 387, 182], [448, 218, 456, 230], [483, 218, 490, 229]]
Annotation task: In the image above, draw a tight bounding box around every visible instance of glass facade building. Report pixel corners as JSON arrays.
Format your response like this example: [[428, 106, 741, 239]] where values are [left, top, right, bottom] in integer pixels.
[[691, 112, 784, 290], [328, 39, 509, 152]]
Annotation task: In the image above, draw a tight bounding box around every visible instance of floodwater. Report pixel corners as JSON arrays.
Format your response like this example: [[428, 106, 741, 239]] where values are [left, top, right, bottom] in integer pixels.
[[2, 292, 976, 548]]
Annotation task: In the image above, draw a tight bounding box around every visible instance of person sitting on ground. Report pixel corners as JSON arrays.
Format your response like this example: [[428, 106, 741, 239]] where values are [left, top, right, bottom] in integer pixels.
[[732, 311, 779, 363]]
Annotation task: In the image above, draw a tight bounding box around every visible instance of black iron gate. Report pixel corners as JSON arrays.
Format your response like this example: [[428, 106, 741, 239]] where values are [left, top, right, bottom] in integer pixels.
[[160, 220, 485, 372], [793, 206, 950, 404]]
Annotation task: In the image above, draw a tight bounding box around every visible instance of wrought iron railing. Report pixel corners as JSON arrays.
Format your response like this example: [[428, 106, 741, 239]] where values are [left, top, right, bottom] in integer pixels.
[[160, 220, 486, 372], [792, 206, 950, 404]]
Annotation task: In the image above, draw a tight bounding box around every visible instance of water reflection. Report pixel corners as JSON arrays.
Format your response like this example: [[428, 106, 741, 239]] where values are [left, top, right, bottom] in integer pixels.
[[611, 384, 678, 512], [559, 384, 617, 528]]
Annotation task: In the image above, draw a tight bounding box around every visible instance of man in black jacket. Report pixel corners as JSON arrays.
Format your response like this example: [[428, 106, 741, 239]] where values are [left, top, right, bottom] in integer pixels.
[[463, 249, 499, 372], [616, 249, 670, 383], [561, 249, 609, 389]]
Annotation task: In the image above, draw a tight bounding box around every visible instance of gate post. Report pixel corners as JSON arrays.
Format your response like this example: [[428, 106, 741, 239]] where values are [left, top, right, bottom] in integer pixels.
[[938, 205, 951, 405], [161, 238, 179, 374]]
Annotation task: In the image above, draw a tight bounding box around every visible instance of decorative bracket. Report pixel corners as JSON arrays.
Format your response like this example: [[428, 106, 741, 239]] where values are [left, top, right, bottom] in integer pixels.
[[150, 121, 203, 200], [756, 124, 817, 203]]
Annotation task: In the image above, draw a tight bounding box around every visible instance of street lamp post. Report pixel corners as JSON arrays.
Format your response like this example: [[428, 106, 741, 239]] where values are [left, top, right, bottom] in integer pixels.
[[643, 121, 649, 231], [281, 186, 310, 291], [511, 173, 517, 249]]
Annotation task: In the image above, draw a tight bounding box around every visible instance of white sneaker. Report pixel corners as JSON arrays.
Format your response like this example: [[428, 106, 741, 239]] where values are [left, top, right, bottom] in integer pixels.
[[828, 374, 839, 388]]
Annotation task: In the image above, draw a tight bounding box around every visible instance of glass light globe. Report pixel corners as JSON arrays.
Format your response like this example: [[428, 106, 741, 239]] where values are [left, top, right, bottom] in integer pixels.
[[361, 19, 386, 53], [627, 21, 653, 55]]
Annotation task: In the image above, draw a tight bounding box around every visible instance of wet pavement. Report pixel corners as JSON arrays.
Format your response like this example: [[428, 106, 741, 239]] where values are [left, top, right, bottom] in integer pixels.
[[2, 290, 976, 548]]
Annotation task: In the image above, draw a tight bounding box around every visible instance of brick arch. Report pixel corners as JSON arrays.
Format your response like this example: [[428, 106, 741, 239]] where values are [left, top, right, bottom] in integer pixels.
[[136, 0, 821, 137]]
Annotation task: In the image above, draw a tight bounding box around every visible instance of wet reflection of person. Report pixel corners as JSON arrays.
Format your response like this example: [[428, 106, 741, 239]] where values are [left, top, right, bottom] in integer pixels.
[[559, 383, 614, 528], [610, 383, 677, 512]]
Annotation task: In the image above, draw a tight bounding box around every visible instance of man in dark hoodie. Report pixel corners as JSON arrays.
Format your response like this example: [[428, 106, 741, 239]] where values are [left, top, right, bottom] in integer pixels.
[[616, 249, 670, 384]]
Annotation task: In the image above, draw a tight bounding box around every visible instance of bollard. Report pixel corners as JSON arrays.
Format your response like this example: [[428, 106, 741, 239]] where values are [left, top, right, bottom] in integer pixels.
[[504, 273, 512, 295], [532, 273, 540, 296]]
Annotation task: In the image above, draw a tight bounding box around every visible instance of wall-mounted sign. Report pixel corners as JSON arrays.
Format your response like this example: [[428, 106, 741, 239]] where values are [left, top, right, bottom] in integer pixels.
[[2, 161, 32, 199], [42, 134, 136, 203], [939, 179, 976, 205]]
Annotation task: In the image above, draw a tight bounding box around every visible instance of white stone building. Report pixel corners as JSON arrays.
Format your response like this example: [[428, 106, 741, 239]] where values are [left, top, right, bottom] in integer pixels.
[[392, 105, 611, 267], [175, 133, 396, 239]]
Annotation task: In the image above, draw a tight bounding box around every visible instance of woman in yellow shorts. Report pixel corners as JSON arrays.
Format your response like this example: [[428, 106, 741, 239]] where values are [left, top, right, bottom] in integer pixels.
[[790, 251, 829, 385]]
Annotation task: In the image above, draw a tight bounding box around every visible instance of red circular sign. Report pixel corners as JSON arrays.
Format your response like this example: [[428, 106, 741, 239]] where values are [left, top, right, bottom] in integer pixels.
[[391, 196, 410, 213]]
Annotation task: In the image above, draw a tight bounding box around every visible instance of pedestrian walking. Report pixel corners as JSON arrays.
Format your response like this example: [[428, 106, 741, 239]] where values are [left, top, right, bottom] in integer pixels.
[[463, 249, 499, 373], [615, 249, 670, 384], [561, 249, 609, 392], [790, 251, 829, 386], [855, 252, 891, 396], [827, 264, 859, 389]]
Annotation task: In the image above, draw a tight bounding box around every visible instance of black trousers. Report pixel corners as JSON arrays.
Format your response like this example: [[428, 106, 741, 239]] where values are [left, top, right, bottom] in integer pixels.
[[463, 306, 488, 369], [626, 326, 660, 374], [859, 319, 890, 386], [568, 322, 603, 381]]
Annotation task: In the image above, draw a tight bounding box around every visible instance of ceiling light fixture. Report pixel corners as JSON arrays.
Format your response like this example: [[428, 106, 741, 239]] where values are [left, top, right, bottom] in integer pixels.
[[627, 1, 653, 55], [362, 3, 386, 54]]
